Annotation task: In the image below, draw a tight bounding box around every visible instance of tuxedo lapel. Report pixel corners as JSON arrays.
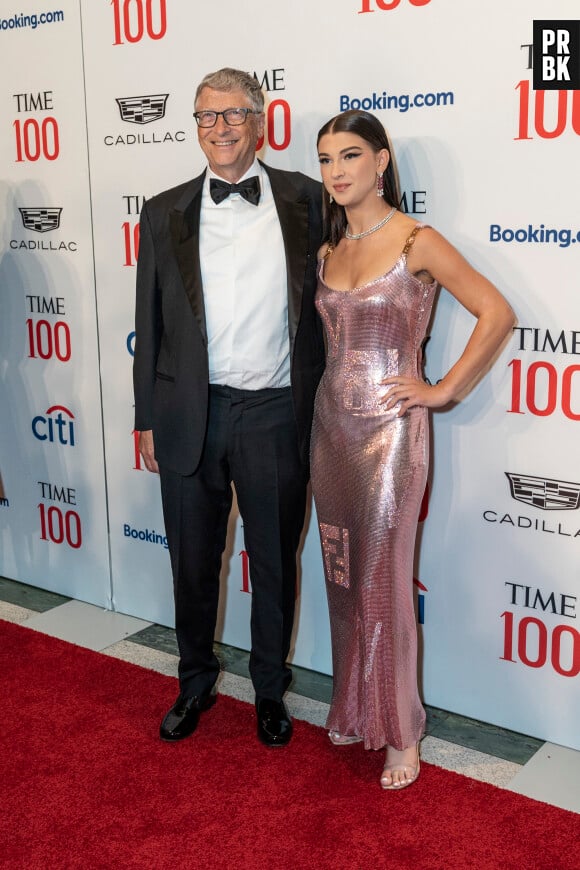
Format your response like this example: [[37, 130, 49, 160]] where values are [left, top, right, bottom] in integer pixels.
[[169, 173, 207, 344], [265, 165, 310, 350]]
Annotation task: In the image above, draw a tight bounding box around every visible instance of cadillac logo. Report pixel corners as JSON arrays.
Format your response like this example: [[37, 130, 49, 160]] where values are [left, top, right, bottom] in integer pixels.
[[19, 207, 62, 233], [116, 94, 169, 124], [505, 472, 580, 511]]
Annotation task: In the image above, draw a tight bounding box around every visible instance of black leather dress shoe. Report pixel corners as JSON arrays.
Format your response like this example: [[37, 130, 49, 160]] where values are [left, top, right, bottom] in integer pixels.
[[256, 698, 293, 747], [159, 690, 216, 742]]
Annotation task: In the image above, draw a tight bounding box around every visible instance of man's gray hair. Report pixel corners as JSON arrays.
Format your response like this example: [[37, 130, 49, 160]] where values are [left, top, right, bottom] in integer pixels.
[[195, 68, 264, 112]]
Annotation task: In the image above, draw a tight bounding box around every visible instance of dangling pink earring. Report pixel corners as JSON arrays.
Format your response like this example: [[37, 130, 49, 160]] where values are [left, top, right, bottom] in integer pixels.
[[376, 172, 384, 198], [329, 193, 334, 204]]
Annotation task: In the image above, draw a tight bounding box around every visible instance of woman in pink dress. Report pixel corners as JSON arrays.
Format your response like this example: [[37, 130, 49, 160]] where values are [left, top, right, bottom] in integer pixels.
[[311, 110, 514, 790]]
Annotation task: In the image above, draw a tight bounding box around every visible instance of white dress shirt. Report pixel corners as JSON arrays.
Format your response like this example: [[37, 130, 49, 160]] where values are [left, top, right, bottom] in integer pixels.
[[199, 160, 290, 389]]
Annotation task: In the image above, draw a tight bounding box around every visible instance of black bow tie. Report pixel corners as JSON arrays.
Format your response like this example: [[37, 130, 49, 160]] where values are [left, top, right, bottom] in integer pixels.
[[209, 176, 261, 206]]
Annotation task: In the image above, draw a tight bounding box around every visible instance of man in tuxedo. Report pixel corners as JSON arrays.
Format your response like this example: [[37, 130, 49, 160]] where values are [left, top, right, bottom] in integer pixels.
[[133, 68, 324, 746]]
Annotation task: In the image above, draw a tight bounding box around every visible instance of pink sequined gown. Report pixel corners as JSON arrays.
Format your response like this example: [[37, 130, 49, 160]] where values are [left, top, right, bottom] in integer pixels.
[[311, 226, 437, 751]]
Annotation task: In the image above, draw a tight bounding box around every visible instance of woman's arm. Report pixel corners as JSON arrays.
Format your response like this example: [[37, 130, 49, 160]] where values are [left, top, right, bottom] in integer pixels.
[[382, 228, 516, 414]]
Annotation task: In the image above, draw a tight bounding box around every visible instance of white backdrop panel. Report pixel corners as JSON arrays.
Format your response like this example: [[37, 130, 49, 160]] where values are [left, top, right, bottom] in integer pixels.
[[0, 0, 110, 604], [1, 0, 578, 748]]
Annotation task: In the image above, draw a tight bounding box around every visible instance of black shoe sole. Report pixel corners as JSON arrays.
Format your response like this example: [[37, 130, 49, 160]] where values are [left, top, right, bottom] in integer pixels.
[[257, 734, 292, 748]]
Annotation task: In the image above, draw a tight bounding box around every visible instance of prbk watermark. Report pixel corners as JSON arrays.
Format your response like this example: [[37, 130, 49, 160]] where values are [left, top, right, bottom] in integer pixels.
[[533, 20, 580, 89]]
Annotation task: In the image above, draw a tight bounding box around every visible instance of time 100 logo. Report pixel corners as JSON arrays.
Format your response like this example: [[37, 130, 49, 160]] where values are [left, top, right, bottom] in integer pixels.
[[359, 0, 431, 11], [111, 0, 167, 44]]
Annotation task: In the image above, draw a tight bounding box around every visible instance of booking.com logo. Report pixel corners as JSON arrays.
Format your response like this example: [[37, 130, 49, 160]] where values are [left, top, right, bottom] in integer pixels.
[[123, 523, 168, 549], [0, 9, 64, 31], [340, 88, 454, 113], [490, 223, 580, 248]]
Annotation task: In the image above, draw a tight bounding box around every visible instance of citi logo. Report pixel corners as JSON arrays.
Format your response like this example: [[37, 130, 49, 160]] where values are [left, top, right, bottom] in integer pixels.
[[116, 94, 169, 124], [414, 578, 427, 624], [505, 472, 580, 511], [32, 405, 75, 446], [19, 207, 62, 233]]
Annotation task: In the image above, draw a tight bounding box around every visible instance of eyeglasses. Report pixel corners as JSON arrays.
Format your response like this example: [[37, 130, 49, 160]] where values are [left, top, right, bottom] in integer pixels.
[[193, 108, 261, 128]]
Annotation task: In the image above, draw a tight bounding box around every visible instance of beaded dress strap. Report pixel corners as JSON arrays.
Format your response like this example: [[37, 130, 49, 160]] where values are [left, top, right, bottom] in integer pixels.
[[402, 224, 425, 256], [323, 243, 335, 260]]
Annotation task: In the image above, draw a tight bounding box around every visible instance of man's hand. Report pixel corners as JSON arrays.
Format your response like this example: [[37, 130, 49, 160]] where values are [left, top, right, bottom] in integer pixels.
[[138, 429, 159, 474]]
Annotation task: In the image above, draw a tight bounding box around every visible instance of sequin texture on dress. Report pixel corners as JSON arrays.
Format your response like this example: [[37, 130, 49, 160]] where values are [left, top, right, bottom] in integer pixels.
[[311, 225, 437, 751]]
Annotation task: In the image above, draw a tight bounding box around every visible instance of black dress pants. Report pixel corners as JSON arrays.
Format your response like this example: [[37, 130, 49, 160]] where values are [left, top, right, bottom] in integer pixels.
[[159, 385, 308, 701]]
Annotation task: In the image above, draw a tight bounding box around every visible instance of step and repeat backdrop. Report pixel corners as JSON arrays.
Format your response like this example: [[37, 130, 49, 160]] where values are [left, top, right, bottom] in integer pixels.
[[1, 0, 579, 750]]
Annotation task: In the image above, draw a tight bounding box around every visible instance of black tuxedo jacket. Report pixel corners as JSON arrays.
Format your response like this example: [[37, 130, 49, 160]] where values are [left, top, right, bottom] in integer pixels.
[[133, 162, 325, 475]]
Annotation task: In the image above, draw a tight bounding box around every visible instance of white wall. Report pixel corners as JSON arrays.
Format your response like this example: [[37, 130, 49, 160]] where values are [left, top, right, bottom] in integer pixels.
[[1, 0, 579, 749]]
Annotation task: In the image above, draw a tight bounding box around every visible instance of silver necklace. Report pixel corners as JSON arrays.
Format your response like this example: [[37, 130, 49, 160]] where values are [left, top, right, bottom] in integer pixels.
[[345, 206, 397, 240]]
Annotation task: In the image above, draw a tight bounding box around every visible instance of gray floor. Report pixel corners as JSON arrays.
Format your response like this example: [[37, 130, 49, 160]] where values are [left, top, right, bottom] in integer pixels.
[[1, 575, 579, 811]]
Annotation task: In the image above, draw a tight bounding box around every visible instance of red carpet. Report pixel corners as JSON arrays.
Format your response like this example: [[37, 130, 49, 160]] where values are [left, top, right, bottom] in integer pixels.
[[1, 619, 578, 870]]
